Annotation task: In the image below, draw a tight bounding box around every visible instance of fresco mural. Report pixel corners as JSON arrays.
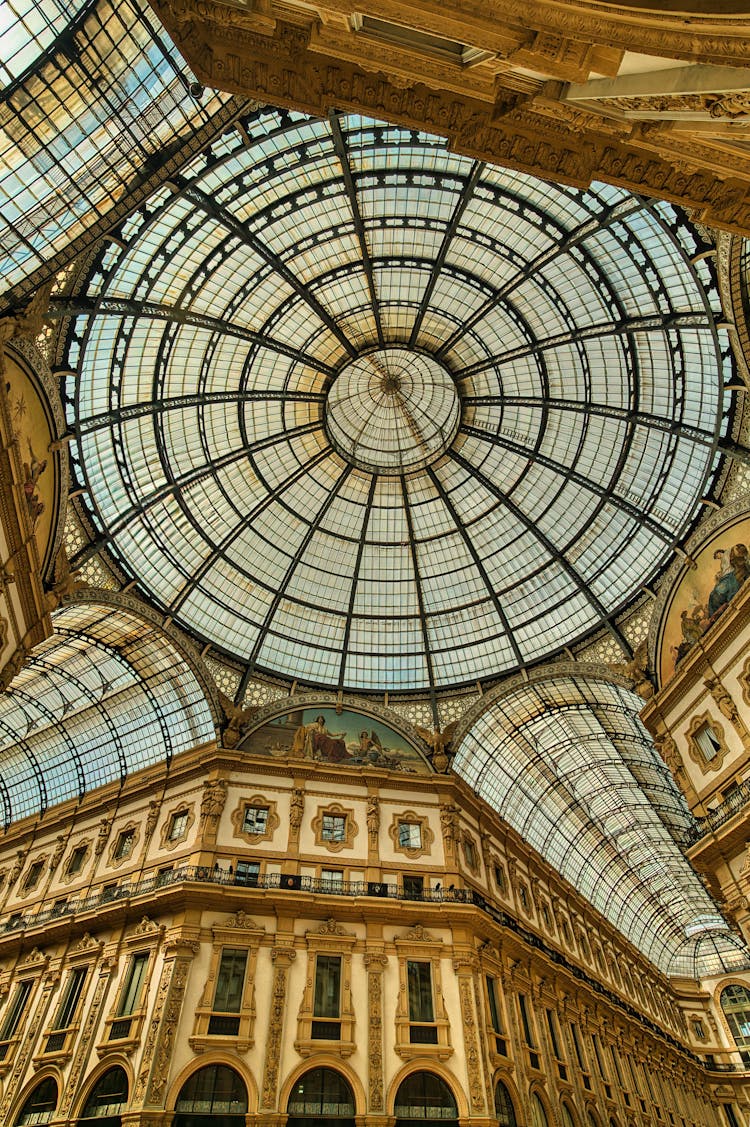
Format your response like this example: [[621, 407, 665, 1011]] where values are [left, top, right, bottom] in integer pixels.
[[659, 517, 750, 685], [5, 350, 56, 569], [239, 707, 431, 773]]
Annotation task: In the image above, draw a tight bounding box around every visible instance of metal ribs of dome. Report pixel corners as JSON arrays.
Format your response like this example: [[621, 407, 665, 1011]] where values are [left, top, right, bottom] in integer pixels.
[[64, 108, 728, 695]]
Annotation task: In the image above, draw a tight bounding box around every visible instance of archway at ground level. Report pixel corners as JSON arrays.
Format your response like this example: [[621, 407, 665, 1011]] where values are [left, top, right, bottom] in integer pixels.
[[286, 1066, 356, 1127], [394, 1071, 459, 1123], [76, 1067, 128, 1127], [173, 1064, 248, 1127]]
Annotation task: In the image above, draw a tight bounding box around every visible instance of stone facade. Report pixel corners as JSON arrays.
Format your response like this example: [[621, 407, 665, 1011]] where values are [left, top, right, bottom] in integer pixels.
[[0, 737, 742, 1124]]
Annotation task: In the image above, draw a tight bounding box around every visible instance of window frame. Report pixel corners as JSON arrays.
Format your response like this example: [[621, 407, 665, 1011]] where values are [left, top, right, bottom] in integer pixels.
[[231, 795, 279, 844], [191, 916, 263, 1051], [295, 921, 356, 1056]]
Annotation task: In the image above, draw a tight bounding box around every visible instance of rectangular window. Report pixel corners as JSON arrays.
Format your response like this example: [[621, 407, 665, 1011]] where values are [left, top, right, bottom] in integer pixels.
[[46, 966, 87, 1051], [403, 874, 423, 898], [463, 837, 477, 867], [486, 976, 503, 1033], [51, 898, 68, 916], [321, 814, 346, 842], [235, 861, 260, 886], [242, 806, 268, 834], [114, 830, 135, 860], [494, 864, 506, 892], [312, 954, 341, 1039], [0, 980, 32, 1041], [208, 948, 248, 1036], [398, 822, 422, 849], [168, 811, 189, 840], [52, 967, 87, 1031], [570, 1022, 590, 1088], [518, 993, 536, 1047], [546, 1009, 562, 1057], [109, 952, 149, 1041], [118, 953, 149, 1017], [407, 960, 437, 1043], [695, 724, 721, 762], [610, 1043, 625, 1087], [591, 1032, 607, 1077], [23, 860, 44, 891], [67, 845, 87, 876], [486, 975, 507, 1054], [320, 869, 343, 890]]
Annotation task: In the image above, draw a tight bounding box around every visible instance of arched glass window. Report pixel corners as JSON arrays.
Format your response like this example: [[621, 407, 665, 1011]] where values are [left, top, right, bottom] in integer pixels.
[[77, 1068, 128, 1127], [174, 1065, 247, 1127], [395, 1072, 458, 1122], [16, 1078, 58, 1125], [530, 1094, 549, 1127], [495, 1080, 517, 1127], [287, 1068, 355, 1125], [587, 1113, 600, 1127], [721, 985, 750, 1063], [561, 1103, 577, 1127]]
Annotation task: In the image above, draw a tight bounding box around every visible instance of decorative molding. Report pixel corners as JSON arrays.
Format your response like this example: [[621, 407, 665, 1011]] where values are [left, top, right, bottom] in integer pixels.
[[312, 802, 358, 853], [107, 821, 140, 869], [159, 801, 195, 851], [230, 794, 280, 844], [388, 810, 434, 860], [686, 711, 731, 775], [365, 954, 386, 1111], [261, 946, 296, 1109]]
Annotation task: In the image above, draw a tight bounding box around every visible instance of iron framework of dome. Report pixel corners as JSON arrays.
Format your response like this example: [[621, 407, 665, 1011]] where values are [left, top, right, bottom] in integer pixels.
[[62, 107, 731, 697]]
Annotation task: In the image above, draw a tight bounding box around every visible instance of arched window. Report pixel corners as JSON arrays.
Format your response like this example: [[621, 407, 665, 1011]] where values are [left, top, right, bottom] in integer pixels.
[[587, 1112, 600, 1127], [530, 1094, 548, 1127], [561, 1103, 577, 1127], [16, 1078, 58, 1125], [174, 1065, 247, 1127], [395, 1072, 458, 1123], [495, 1080, 517, 1127], [287, 1068, 355, 1126], [77, 1068, 128, 1127], [721, 985, 750, 1063]]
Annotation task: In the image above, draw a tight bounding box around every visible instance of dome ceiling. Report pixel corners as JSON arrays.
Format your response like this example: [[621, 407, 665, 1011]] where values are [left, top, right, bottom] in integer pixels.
[[66, 109, 728, 695]]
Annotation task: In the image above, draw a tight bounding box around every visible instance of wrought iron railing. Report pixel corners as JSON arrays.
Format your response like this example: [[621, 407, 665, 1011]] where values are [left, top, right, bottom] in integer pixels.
[[684, 776, 750, 844], [0, 863, 747, 1075]]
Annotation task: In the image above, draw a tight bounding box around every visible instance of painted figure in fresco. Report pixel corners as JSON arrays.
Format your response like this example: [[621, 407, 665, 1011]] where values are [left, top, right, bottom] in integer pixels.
[[22, 439, 47, 525], [673, 542, 750, 670], [295, 715, 351, 761], [707, 543, 750, 620]]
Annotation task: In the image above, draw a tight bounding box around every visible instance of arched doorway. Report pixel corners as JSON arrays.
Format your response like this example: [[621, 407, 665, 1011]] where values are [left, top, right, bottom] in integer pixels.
[[495, 1079, 517, 1127], [286, 1067, 355, 1127], [394, 1072, 458, 1123], [15, 1078, 58, 1125], [173, 1065, 248, 1127], [76, 1068, 128, 1127]]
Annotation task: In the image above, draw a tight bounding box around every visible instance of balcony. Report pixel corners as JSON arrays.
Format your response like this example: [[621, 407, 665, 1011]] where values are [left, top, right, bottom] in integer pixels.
[[685, 777, 750, 844]]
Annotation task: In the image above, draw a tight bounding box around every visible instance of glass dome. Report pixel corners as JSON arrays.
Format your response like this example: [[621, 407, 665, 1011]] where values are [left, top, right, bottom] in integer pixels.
[[64, 108, 728, 695]]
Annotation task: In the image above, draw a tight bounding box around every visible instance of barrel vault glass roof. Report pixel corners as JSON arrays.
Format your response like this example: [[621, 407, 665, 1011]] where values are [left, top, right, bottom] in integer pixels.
[[0, 602, 216, 827], [455, 675, 748, 977], [0, 0, 231, 302], [64, 107, 728, 695]]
